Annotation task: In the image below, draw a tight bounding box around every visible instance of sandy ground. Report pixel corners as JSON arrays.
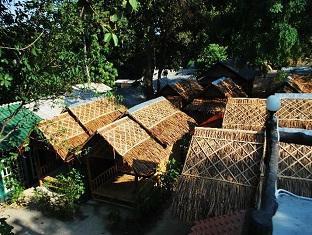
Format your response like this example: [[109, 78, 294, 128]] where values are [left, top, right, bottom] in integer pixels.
[[0, 200, 189, 235]]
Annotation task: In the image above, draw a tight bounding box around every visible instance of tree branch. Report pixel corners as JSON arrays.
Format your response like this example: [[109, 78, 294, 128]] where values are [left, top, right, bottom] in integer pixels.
[[0, 31, 44, 51]]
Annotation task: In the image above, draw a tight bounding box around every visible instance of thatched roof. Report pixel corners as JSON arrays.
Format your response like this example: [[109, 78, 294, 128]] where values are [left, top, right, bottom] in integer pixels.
[[278, 142, 312, 197], [211, 77, 247, 98], [223, 97, 312, 131], [127, 97, 196, 146], [163, 79, 204, 102], [289, 74, 312, 93], [69, 97, 126, 133], [184, 98, 227, 115], [96, 117, 171, 176], [173, 127, 264, 222], [38, 112, 90, 161], [38, 97, 125, 161], [253, 72, 312, 97], [223, 98, 268, 131]]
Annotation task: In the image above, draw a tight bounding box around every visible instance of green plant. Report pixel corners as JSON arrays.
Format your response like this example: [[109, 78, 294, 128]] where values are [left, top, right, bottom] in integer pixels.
[[7, 179, 24, 204], [275, 70, 289, 82], [158, 159, 181, 193], [196, 44, 228, 73], [0, 218, 14, 235], [30, 168, 85, 218]]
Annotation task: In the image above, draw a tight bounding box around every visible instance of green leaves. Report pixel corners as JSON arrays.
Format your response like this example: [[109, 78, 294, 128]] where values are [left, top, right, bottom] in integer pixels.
[[129, 0, 138, 10], [110, 14, 118, 22], [0, 74, 13, 88], [104, 32, 112, 43], [270, 3, 283, 14], [112, 34, 118, 46], [104, 32, 118, 46]]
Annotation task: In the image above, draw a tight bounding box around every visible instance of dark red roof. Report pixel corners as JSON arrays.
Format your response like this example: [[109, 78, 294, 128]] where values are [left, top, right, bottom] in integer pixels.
[[189, 210, 246, 235]]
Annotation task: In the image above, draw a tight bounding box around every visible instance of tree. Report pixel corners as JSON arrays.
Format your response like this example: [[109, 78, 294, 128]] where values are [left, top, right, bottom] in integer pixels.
[[110, 0, 195, 97], [196, 43, 228, 73]]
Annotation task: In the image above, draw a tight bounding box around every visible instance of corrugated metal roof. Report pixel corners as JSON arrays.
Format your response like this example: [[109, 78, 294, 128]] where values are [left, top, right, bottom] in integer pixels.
[[273, 189, 312, 235], [0, 103, 41, 152]]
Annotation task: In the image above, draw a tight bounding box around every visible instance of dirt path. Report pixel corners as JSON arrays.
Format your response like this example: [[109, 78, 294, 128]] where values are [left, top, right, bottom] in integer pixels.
[[0, 201, 189, 235]]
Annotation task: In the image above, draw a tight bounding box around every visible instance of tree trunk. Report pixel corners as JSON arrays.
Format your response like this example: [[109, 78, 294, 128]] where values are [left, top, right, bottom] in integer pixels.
[[157, 67, 163, 94], [143, 52, 154, 99]]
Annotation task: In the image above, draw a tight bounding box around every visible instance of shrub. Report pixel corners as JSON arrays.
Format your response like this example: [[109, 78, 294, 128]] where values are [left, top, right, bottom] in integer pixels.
[[0, 218, 14, 235], [196, 44, 228, 73], [30, 168, 85, 218]]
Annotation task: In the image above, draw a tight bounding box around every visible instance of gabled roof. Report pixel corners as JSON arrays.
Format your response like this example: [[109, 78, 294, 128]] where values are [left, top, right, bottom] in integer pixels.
[[161, 79, 204, 102], [37, 97, 125, 161], [38, 112, 89, 161], [211, 77, 247, 98], [127, 97, 196, 146], [69, 97, 126, 133], [173, 127, 264, 222], [96, 117, 171, 176], [223, 97, 312, 131], [0, 103, 41, 152]]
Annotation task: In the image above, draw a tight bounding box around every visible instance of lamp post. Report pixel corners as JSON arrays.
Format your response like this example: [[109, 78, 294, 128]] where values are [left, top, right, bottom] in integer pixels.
[[250, 95, 281, 235]]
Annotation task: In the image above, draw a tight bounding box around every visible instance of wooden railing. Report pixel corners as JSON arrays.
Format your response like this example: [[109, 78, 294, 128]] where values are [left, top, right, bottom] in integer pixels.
[[90, 165, 118, 191]]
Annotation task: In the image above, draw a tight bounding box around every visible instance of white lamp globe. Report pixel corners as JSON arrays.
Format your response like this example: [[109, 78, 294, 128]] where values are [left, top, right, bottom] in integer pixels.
[[266, 95, 281, 112]]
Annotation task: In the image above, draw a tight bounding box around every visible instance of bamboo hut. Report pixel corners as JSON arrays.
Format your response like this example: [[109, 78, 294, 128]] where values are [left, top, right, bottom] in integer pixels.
[[33, 98, 125, 178], [173, 127, 265, 222], [83, 116, 172, 204], [197, 62, 253, 94], [253, 72, 312, 97], [159, 79, 204, 108], [207, 77, 247, 98], [184, 77, 246, 125], [127, 96, 196, 146], [222, 97, 312, 131]]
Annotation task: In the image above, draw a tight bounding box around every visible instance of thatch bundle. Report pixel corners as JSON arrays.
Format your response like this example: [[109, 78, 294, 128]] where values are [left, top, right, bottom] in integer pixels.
[[184, 98, 227, 115], [278, 142, 312, 197], [128, 97, 196, 146], [97, 117, 171, 176], [173, 127, 264, 222], [69, 97, 126, 133], [38, 112, 89, 161]]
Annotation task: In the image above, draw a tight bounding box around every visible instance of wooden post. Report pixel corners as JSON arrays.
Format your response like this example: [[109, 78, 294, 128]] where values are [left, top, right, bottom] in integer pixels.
[[86, 157, 93, 193], [250, 111, 279, 235]]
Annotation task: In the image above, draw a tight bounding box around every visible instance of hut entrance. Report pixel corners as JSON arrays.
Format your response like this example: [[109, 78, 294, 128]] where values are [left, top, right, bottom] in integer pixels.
[[86, 156, 150, 206]]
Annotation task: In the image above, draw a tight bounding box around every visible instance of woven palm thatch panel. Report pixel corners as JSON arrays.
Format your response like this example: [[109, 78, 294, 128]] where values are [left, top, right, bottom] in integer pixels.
[[69, 98, 126, 133], [278, 142, 312, 197], [185, 98, 227, 115], [223, 98, 268, 131], [170, 79, 204, 102], [223, 98, 312, 131], [213, 77, 247, 98], [98, 117, 150, 156], [173, 127, 264, 222], [128, 97, 196, 145], [38, 112, 89, 160], [97, 117, 171, 176], [278, 99, 312, 130]]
